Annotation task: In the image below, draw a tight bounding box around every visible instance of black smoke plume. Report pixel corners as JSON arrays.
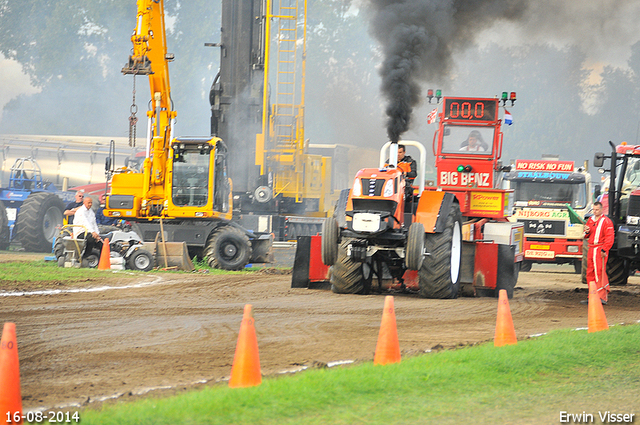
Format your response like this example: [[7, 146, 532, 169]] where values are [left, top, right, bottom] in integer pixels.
[[366, 0, 528, 143]]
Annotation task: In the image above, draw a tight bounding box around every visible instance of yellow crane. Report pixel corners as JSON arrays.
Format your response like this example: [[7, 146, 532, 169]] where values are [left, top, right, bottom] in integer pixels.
[[105, 0, 272, 270]]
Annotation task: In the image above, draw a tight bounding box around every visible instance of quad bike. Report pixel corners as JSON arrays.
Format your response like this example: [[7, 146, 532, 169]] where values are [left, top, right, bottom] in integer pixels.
[[54, 224, 154, 271]]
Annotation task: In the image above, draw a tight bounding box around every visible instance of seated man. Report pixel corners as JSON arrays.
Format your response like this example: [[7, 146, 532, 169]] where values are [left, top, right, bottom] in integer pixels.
[[385, 144, 417, 199], [73, 196, 103, 258], [459, 130, 488, 152]]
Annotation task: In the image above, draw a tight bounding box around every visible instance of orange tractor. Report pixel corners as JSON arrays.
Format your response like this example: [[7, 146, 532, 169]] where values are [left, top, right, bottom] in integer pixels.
[[321, 94, 523, 298]]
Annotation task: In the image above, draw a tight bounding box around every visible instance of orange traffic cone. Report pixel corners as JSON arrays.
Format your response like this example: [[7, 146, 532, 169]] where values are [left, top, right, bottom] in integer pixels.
[[374, 296, 401, 365], [97, 238, 111, 270], [494, 289, 517, 347], [588, 282, 609, 333], [229, 304, 262, 388], [0, 323, 22, 424]]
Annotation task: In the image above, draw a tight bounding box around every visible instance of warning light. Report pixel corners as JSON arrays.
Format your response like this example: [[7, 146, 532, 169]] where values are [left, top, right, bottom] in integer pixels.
[[457, 165, 472, 172], [501, 92, 508, 101], [427, 89, 434, 103], [510, 91, 517, 106], [435, 89, 442, 101]]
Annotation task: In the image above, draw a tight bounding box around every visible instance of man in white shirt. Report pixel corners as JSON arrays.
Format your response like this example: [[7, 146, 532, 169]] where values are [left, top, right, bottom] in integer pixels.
[[73, 196, 103, 257]]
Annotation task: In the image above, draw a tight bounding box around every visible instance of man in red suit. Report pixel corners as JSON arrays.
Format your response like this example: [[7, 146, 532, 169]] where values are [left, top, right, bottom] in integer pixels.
[[583, 201, 615, 305]]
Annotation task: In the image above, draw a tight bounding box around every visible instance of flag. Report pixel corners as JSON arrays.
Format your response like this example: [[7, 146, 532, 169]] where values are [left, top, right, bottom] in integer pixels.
[[504, 109, 513, 125], [427, 108, 438, 124], [566, 204, 585, 224]]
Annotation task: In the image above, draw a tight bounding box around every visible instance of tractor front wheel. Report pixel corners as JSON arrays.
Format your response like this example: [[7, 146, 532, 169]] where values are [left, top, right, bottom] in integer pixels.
[[330, 238, 364, 294], [321, 217, 339, 266], [405, 222, 425, 271]]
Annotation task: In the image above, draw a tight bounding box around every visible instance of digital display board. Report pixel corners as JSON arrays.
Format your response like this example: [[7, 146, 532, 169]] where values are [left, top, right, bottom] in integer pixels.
[[443, 98, 498, 122]]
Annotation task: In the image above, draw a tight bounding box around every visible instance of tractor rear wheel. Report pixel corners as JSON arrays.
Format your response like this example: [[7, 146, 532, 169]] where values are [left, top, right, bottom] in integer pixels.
[[204, 226, 252, 270], [606, 253, 629, 286], [418, 203, 462, 299], [581, 239, 588, 284], [321, 217, 339, 266], [405, 222, 425, 270], [17, 192, 65, 252], [573, 260, 582, 274], [0, 201, 9, 250], [330, 238, 364, 294]]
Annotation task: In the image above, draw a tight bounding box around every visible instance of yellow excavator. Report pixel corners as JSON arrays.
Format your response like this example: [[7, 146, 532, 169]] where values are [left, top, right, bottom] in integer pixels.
[[105, 0, 272, 270]]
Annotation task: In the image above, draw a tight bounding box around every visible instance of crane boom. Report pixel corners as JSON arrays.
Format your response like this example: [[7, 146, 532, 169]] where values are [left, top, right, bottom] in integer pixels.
[[122, 0, 176, 192]]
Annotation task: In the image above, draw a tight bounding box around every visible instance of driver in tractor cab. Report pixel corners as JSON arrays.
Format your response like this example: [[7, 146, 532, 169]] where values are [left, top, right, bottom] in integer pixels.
[[386, 144, 417, 198], [459, 130, 489, 152]]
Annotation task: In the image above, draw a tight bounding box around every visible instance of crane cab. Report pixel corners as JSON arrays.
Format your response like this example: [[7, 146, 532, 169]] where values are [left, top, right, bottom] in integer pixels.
[[106, 137, 232, 221]]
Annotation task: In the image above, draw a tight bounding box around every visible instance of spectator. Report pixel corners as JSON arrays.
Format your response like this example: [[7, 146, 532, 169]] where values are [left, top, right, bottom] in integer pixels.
[[63, 190, 85, 224], [73, 196, 103, 259], [96, 194, 118, 226]]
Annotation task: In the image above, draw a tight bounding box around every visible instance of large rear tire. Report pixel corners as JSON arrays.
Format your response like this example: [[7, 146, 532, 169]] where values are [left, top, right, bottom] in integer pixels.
[[204, 226, 252, 270], [573, 260, 582, 274], [0, 201, 9, 250], [321, 217, 339, 266], [405, 222, 425, 270], [607, 253, 629, 286], [17, 192, 65, 252], [581, 239, 588, 284], [330, 238, 364, 294], [418, 203, 462, 299]]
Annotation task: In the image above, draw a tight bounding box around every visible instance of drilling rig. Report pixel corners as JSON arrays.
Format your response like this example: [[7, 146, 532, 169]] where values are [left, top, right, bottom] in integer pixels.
[[210, 0, 334, 241]]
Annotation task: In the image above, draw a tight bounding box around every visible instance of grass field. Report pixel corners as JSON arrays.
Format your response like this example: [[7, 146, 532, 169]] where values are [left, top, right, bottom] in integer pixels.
[[75, 324, 640, 425], [0, 260, 250, 289]]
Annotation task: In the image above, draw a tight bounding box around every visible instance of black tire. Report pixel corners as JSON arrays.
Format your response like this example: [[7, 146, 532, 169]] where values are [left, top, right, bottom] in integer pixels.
[[204, 226, 252, 270], [57, 256, 65, 267], [53, 227, 74, 260], [573, 260, 582, 274], [520, 261, 532, 272], [0, 200, 9, 250], [418, 203, 462, 299], [581, 239, 588, 284], [606, 253, 629, 286], [321, 217, 339, 266], [82, 249, 101, 268], [330, 238, 364, 294], [16, 192, 65, 252], [405, 222, 425, 270], [127, 249, 154, 272]]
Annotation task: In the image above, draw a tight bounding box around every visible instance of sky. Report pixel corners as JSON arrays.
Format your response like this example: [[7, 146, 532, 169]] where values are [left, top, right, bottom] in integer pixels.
[[0, 55, 39, 111]]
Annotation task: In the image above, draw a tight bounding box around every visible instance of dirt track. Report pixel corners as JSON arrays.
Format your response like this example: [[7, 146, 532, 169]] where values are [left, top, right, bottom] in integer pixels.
[[1, 258, 640, 412]]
